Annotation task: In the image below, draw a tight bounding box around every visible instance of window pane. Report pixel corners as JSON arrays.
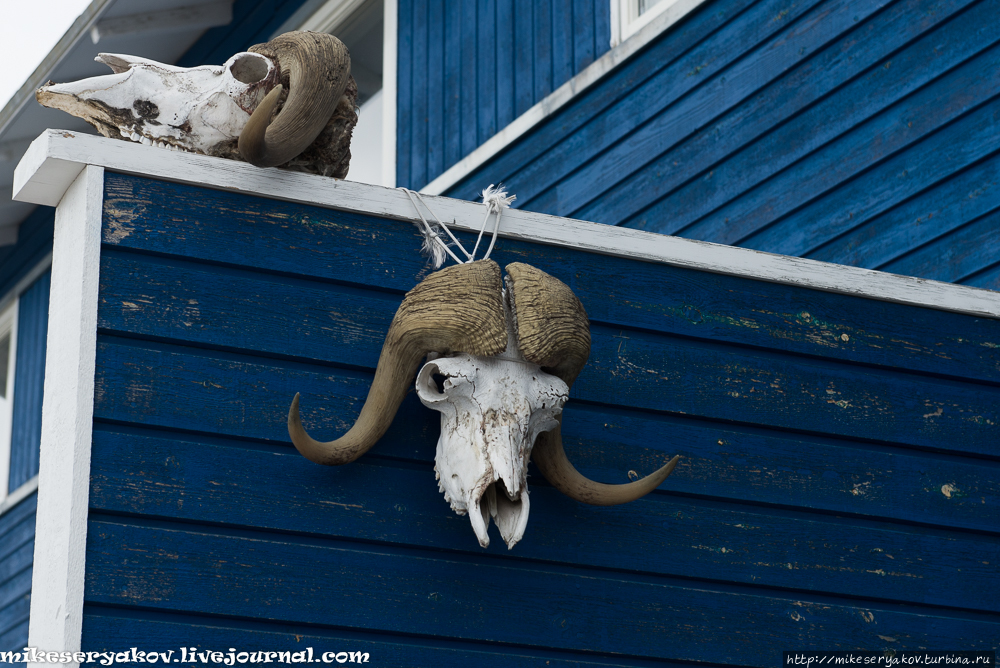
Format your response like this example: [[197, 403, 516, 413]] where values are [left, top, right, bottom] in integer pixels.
[[639, 0, 667, 14], [0, 332, 9, 399]]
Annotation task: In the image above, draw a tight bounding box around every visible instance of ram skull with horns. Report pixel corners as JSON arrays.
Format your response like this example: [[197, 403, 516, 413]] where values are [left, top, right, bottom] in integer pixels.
[[35, 31, 357, 176], [290, 260, 680, 549]]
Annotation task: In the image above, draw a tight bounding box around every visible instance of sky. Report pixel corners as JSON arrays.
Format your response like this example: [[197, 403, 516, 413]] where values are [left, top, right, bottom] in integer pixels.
[[0, 0, 94, 113]]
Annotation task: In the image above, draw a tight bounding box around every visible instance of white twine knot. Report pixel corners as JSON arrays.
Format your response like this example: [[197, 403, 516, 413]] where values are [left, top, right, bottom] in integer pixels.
[[400, 184, 516, 270], [481, 184, 516, 215]]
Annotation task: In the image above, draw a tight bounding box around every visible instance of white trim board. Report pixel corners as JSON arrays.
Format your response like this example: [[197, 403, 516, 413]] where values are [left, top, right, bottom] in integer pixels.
[[0, 253, 54, 321], [0, 300, 16, 502], [0, 475, 39, 519], [27, 165, 103, 667], [14, 130, 1000, 320], [382, 0, 398, 188], [420, 0, 708, 197]]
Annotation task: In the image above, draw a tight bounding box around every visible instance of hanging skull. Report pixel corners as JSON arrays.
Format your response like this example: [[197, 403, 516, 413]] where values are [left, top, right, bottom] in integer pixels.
[[35, 31, 357, 177], [414, 299, 569, 549], [288, 261, 680, 549]]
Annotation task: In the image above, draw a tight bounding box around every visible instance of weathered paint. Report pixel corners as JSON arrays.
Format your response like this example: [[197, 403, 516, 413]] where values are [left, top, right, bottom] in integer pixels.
[[81, 173, 1000, 662]]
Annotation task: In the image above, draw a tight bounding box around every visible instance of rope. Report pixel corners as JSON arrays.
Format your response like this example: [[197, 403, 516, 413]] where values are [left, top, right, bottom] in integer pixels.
[[400, 184, 515, 269]]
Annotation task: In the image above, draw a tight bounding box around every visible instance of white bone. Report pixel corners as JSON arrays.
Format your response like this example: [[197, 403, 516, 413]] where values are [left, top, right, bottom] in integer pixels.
[[36, 51, 277, 156], [416, 322, 568, 550]]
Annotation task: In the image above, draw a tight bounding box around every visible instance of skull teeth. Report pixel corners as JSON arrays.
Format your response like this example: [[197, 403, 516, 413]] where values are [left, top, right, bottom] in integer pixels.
[[118, 129, 197, 154]]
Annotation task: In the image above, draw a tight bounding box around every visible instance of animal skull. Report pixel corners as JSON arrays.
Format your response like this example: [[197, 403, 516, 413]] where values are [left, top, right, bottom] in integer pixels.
[[36, 32, 357, 176], [288, 260, 680, 549], [37, 52, 278, 155], [416, 312, 569, 549]]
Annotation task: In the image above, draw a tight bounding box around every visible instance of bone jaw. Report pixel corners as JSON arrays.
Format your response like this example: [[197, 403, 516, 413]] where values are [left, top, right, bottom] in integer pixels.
[[118, 125, 192, 152]]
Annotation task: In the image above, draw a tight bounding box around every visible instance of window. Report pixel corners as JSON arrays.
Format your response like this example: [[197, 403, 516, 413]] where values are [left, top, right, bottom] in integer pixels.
[[611, 0, 707, 47], [0, 264, 50, 507], [0, 301, 16, 502]]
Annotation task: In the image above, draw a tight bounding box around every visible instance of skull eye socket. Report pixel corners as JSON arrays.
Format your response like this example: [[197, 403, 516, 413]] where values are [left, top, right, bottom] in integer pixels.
[[229, 53, 270, 84], [415, 360, 473, 404], [415, 362, 447, 402]]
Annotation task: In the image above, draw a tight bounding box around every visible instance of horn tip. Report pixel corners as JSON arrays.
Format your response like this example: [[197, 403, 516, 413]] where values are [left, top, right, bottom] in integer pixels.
[[652, 454, 680, 484]]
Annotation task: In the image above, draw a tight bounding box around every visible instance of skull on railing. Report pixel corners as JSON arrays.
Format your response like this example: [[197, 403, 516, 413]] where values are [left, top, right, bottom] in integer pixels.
[[36, 31, 357, 177]]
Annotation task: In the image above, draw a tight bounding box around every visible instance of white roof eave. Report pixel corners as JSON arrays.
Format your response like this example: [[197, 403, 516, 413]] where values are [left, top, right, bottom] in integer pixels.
[[0, 0, 232, 245]]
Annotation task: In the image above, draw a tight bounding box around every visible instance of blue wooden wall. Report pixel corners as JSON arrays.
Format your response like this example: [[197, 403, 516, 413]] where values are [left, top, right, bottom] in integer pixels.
[[0, 495, 35, 665], [82, 172, 999, 664], [441, 0, 1000, 289], [9, 272, 50, 493], [0, 210, 51, 665], [397, 0, 611, 190], [0, 210, 52, 301]]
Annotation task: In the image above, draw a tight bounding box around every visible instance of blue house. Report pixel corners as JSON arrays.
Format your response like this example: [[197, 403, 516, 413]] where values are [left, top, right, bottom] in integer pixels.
[[1, 0, 998, 664]]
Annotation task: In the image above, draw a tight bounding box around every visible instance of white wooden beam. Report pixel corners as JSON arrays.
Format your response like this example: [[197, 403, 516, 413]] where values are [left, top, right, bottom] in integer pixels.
[[382, 0, 398, 188], [0, 475, 38, 519], [13, 130, 1000, 320], [27, 165, 103, 668], [294, 0, 370, 33]]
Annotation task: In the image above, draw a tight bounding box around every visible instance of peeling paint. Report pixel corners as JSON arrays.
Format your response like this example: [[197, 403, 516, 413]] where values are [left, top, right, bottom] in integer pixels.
[[105, 217, 135, 243]]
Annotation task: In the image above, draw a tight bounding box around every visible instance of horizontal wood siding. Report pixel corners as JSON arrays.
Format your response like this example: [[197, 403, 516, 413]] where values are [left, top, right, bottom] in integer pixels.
[[0, 493, 35, 666], [0, 215, 51, 664], [397, 0, 611, 190], [9, 271, 49, 492], [444, 0, 1000, 289], [82, 173, 1000, 664]]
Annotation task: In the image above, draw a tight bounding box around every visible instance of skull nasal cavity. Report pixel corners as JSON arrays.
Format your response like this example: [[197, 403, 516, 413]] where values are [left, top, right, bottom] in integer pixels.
[[230, 54, 270, 84], [132, 99, 159, 119]]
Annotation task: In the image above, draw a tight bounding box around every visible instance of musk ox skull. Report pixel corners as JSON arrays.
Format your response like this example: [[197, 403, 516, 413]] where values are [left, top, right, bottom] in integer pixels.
[[36, 31, 357, 177], [289, 261, 679, 549], [414, 301, 569, 549]]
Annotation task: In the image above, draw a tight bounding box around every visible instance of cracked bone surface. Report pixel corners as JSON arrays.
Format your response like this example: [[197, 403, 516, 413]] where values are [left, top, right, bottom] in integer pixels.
[[416, 320, 569, 550], [36, 32, 357, 177], [288, 260, 681, 551], [37, 51, 278, 156]]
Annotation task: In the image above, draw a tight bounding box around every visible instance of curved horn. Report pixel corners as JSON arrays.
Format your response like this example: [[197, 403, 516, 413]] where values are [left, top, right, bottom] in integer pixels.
[[290, 260, 507, 465], [504, 262, 679, 504], [239, 31, 351, 168], [532, 433, 680, 505]]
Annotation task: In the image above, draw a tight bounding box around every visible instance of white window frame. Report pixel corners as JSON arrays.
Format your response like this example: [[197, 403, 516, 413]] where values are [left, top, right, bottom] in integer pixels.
[[0, 298, 18, 502], [612, 0, 708, 47], [0, 255, 52, 510]]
